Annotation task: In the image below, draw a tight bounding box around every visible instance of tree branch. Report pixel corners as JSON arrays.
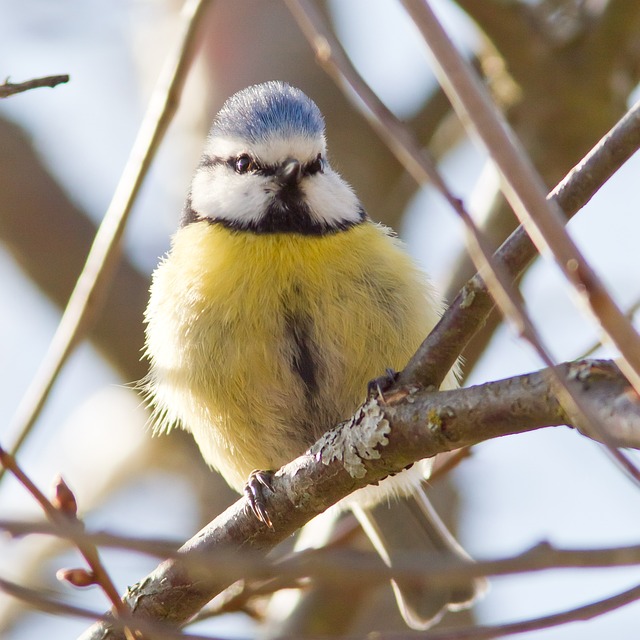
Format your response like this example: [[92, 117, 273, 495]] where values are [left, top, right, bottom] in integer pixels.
[[0, 117, 149, 381], [400, 0, 640, 396], [77, 359, 640, 639], [405, 582, 640, 640], [400, 95, 640, 389], [3, 0, 212, 477], [0, 74, 69, 98], [5, 533, 640, 640]]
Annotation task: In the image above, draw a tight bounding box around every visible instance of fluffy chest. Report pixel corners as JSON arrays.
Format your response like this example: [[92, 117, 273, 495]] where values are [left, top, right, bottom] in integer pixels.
[[159, 221, 412, 352], [145, 221, 436, 485]]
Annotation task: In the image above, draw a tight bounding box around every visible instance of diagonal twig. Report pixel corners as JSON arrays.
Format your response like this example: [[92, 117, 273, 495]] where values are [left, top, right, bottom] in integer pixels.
[[286, 0, 640, 484], [402, 96, 640, 389], [400, 0, 640, 395], [405, 582, 640, 640], [0, 74, 70, 98], [2, 0, 212, 483], [77, 358, 640, 639], [0, 446, 136, 638]]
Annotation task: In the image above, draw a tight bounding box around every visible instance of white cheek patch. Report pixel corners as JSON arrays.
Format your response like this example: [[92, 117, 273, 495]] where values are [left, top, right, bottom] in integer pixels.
[[195, 133, 362, 229], [191, 165, 271, 225], [303, 169, 363, 226]]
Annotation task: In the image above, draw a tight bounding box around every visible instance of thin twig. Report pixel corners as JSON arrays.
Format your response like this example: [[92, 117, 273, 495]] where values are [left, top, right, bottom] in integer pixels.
[[399, 0, 640, 485], [0, 577, 222, 640], [2, 0, 212, 483], [0, 446, 136, 638], [0, 74, 70, 98], [5, 516, 640, 588], [402, 96, 640, 388], [3, 568, 639, 640], [0, 577, 118, 631], [397, 583, 640, 640], [0, 519, 181, 558], [578, 297, 640, 359], [77, 358, 640, 639], [400, 0, 640, 394], [286, 0, 640, 485], [201, 580, 640, 638]]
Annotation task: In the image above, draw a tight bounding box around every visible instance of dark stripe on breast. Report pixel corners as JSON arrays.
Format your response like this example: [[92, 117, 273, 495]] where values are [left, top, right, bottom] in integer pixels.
[[284, 310, 318, 400]]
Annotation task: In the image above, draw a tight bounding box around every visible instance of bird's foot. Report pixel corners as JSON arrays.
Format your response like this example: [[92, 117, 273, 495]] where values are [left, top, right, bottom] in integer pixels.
[[367, 368, 399, 400], [244, 469, 275, 528]]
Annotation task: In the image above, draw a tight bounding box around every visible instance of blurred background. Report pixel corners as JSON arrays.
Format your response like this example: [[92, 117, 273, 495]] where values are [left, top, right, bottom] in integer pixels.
[[2, 0, 640, 638]]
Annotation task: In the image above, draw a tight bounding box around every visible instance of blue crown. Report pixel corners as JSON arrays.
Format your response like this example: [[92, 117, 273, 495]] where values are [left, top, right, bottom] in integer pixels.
[[210, 81, 325, 143]]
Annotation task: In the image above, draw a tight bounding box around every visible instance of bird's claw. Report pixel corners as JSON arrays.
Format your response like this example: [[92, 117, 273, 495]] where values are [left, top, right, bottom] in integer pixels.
[[367, 368, 399, 400], [244, 470, 274, 528]]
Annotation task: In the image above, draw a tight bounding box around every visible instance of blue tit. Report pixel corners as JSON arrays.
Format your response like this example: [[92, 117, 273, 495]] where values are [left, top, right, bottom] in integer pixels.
[[143, 81, 482, 629]]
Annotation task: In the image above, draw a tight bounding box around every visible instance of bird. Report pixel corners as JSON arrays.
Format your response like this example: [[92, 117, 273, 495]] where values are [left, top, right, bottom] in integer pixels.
[[142, 81, 482, 629]]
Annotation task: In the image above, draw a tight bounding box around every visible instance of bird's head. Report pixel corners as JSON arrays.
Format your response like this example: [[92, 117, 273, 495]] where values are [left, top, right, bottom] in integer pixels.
[[184, 81, 366, 233]]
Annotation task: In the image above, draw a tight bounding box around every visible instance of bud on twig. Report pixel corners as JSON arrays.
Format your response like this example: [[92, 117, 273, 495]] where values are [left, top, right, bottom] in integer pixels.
[[51, 475, 78, 518], [57, 567, 96, 588]]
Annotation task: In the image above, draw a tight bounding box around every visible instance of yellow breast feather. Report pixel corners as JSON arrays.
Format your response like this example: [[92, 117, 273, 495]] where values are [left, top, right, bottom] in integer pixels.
[[144, 220, 443, 492]]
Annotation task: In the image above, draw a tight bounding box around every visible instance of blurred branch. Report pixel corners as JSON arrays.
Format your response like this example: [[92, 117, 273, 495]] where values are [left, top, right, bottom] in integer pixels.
[[0, 74, 69, 98], [0, 449, 135, 636], [7, 513, 640, 594], [0, 117, 148, 381], [401, 0, 640, 395], [409, 582, 640, 640], [5, 567, 639, 640], [3, 0, 212, 478], [4, 567, 640, 640], [449, 0, 640, 380], [5, 526, 640, 638], [79, 358, 640, 639], [8, 516, 640, 592], [197, 541, 640, 629], [0, 577, 112, 632], [421, 94, 640, 384], [0, 519, 181, 558], [287, 0, 640, 481]]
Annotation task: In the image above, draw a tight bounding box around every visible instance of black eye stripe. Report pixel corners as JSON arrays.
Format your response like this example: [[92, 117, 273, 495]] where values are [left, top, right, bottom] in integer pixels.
[[305, 153, 324, 176], [207, 154, 324, 176]]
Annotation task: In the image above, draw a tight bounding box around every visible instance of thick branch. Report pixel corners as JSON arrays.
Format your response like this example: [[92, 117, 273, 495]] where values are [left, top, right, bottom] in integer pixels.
[[78, 359, 640, 639]]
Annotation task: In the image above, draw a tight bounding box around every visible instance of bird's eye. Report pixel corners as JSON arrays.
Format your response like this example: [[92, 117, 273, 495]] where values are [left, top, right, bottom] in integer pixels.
[[307, 153, 324, 176], [235, 154, 254, 174]]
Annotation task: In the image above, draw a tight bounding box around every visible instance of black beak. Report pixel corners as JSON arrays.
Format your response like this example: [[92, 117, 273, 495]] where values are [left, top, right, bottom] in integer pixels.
[[277, 158, 302, 187]]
